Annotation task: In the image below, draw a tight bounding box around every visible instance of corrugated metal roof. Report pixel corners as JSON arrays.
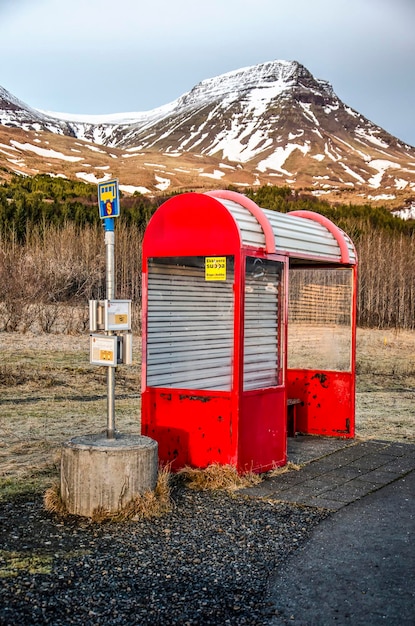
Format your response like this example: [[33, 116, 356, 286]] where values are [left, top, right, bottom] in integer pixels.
[[216, 199, 266, 250], [264, 209, 351, 262], [209, 191, 357, 264]]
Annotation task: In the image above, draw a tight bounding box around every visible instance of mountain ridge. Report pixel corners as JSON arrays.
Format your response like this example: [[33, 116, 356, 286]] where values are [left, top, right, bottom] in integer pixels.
[[1, 60, 414, 216]]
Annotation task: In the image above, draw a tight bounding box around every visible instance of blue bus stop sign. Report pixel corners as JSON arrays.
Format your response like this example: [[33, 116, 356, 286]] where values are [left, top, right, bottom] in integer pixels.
[[98, 179, 120, 219]]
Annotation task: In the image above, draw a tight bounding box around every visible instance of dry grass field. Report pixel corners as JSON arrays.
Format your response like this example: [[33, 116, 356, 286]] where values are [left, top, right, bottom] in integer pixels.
[[354, 328, 415, 441], [0, 327, 414, 498], [0, 332, 142, 497]]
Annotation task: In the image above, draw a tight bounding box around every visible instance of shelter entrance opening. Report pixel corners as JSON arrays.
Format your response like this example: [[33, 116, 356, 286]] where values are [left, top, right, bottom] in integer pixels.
[[287, 266, 355, 436]]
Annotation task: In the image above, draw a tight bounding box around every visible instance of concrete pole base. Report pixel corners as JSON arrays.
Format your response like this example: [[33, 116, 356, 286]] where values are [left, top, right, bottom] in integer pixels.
[[60, 433, 158, 518]]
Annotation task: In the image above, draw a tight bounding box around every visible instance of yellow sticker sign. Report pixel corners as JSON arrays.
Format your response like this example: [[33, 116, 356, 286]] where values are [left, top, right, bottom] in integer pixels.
[[99, 349, 114, 362], [115, 314, 128, 325], [205, 257, 226, 281]]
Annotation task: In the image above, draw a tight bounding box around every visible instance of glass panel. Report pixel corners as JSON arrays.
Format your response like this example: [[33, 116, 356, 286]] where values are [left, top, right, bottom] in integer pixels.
[[288, 267, 353, 371], [244, 257, 284, 390], [147, 256, 234, 390]]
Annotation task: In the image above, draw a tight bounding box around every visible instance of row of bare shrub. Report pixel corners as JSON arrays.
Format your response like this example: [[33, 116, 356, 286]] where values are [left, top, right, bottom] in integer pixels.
[[0, 222, 414, 332], [357, 230, 415, 329], [0, 222, 142, 333]]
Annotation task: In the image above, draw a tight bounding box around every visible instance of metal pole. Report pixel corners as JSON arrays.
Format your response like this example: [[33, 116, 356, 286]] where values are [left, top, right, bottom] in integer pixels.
[[105, 221, 116, 439]]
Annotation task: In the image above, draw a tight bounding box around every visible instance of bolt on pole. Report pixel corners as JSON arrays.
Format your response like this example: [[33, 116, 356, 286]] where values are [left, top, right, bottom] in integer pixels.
[[105, 219, 116, 439]]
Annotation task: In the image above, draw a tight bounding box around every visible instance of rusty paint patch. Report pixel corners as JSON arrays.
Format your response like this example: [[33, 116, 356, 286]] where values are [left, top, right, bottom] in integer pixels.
[[334, 418, 351, 434], [179, 394, 212, 403], [311, 373, 329, 388]]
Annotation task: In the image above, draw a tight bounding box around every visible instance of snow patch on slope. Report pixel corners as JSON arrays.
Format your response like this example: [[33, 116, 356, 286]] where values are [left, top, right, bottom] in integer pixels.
[[76, 172, 110, 183], [355, 127, 389, 148], [368, 159, 401, 188], [10, 140, 84, 162], [393, 205, 415, 220], [257, 143, 310, 174]]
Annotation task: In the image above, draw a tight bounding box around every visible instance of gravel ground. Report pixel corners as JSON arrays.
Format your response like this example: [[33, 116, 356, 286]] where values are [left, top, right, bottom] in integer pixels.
[[0, 479, 327, 626]]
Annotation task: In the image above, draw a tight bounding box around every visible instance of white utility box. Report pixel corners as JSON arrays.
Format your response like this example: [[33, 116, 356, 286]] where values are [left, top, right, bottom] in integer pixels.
[[89, 300, 132, 332], [105, 299, 131, 331], [90, 334, 120, 367]]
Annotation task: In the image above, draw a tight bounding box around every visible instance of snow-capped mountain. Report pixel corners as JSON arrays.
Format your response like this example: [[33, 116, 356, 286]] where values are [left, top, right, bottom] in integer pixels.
[[0, 85, 74, 136], [1, 60, 415, 209]]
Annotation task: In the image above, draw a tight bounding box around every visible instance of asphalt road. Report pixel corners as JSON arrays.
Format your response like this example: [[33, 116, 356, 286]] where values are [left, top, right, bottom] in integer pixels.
[[266, 467, 415, 625]]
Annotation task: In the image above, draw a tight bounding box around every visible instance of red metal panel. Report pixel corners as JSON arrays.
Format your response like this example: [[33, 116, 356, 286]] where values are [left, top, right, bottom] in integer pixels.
[[351, 265, 358, 395], [287, 369, 355, 437], [142, 388, 237, 471], [141, 263, 148, 394], [232, 250, 243, 397], [239, 389, 287, 472], [143, 193, 242, 261]]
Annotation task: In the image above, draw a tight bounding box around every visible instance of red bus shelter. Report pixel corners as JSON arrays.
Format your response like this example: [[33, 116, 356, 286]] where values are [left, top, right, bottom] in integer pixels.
[[141, 190, 357, 472]]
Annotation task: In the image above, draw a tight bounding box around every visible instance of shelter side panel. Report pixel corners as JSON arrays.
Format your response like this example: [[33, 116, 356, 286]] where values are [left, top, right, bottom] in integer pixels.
[[287, 369, 355, 437]]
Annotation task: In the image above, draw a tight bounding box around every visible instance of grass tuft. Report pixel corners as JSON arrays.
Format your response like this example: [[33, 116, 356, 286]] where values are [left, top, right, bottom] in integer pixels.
[[43, 481, 68, 515], [177, 463, 262, 491], [110, 464, 172, 522], [267, 461, 301, 477]]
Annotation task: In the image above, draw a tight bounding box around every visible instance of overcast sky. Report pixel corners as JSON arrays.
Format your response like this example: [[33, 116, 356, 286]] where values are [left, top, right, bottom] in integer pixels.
[[1, 0, 414, 146]]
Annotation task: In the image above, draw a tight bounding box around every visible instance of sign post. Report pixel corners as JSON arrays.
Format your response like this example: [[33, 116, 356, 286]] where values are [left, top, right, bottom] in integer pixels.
[[60, 184, 158, 519], [98, 179, 119, 439]]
